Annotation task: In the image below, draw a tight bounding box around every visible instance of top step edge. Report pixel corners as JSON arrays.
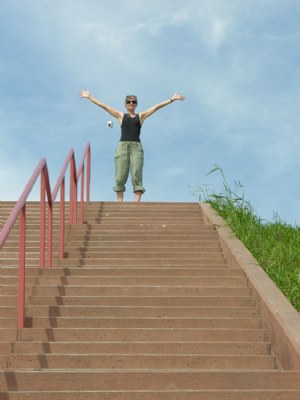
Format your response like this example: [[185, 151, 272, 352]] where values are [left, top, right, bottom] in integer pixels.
[[1, 201, 200, 205]]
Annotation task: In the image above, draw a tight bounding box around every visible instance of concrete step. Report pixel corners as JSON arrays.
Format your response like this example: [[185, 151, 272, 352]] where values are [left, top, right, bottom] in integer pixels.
[[1, 209, 203, 216], [58, 258, 227, 267], [67, 224, 210, 231], [3, 354, 276, 370], [83, 225, 214, 231], [3, 241, 221, 250], [66, 241, 221, 249], [2, 390, 300, 400], [28, 295, 254, 307], [18, 317, 263, 329], [10, 285, 252, 297], [24, 276, 248, 286], [85, 203, 202, 209], [89, 207, 203, 213], [4, 234, 218, 243], [0, 267, 245, 279], [36, 267, 244, 277], [2, 275, 246, 286], [4, 225, 210, 235], [23, 305, 259, 318], [86, 213, 204, 218], [0, 307, 260, 321], [1, 260, 226, 268], [8, 341, 271, 355], [11, 327, 267, 342], [1, 370, 300, 391], [62, 251, 224, 259]]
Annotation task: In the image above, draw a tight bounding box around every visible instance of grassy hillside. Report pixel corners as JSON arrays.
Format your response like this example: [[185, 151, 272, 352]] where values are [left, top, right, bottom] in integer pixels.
[[199, 166, 300, 312]]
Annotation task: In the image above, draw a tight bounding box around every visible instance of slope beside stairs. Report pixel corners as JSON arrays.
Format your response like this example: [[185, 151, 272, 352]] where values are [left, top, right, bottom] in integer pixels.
[[0, 201, 300, 399]]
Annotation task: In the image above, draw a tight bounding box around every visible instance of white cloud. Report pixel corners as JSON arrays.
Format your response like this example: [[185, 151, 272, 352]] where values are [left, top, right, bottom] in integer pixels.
[[211, 17, 228, 46], [163, 167, 185, 178]]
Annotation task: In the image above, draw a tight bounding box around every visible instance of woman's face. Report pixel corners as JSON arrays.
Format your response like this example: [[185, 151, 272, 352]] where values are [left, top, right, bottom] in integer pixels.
[[125, 96, 138, 112]]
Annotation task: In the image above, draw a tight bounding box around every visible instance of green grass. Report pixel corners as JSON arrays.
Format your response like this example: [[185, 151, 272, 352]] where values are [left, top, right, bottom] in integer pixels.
[[197, 166, 300, 312]]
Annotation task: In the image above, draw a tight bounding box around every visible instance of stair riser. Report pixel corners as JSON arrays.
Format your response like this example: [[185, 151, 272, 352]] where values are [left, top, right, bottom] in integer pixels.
[[75, 225, 209, 230], [58, 259, 227, 266], [0, 306, 258, 319], [1, 306, 259, 318], [28, 296, 254, 307], [3, 259, 227, 268], [62, 252, 224, 259], [5, 223, 210, 231], [28, 277, 248, 286], [15, 328, 266, 342], [10, 341, 271, 355], [1, 371, 300, 390], [4, 354, 275, 370], [67, 234, 218, 241], [3, 232, 217, 240], [85, 215, 205, 220], [0, 268, 245, 277], [2, 391, 300, 400], [1, 277, 247, 287], [62, 246, 221, 253], [15, 318, 263, 329], [23, 306, 259, 318], [65, 242, 221, 249], [21, 287, 252, 297]]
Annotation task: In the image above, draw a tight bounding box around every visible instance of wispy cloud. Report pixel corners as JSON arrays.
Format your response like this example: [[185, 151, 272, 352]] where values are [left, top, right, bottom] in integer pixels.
[[163, 167, 185, 178]]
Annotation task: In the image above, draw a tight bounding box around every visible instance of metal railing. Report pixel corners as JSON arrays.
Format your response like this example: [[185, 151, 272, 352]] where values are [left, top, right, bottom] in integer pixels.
[[0, 143, 91, 328]]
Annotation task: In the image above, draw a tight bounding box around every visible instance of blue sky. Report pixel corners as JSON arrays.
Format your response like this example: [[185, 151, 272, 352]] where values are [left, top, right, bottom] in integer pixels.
[[1, 0, 300, 224]]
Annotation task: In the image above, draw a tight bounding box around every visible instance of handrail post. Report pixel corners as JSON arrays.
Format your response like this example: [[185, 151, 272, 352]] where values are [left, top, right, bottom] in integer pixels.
[[87, 146, 91, 202], [69, 161, 74, 224], [80, 164, 85, 224], [73, 157, 77, 225], [40, 168, 46, 268], [47, 200, 53, 268], [59, 179, 65, 259], [17, 205, 26, 329]]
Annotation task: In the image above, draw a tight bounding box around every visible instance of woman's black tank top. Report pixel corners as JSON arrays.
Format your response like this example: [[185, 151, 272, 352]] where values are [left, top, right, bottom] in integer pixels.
[[120, 114, 141, 142]]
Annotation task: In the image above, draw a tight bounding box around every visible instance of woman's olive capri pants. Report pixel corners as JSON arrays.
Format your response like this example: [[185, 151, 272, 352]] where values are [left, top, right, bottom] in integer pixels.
[[113, 141, 145, 193]]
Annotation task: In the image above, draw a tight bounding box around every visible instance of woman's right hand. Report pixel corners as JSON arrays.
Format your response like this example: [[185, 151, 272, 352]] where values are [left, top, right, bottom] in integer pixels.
[[80, 89, 90, 99]]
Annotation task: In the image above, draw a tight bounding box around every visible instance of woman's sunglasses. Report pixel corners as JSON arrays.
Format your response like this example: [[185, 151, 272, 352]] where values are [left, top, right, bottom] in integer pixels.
[[126, 100, 137, 104]]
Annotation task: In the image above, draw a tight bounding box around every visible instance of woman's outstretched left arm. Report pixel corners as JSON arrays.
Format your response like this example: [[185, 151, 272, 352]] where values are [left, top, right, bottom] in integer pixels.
[[139, 92, 185, 125]]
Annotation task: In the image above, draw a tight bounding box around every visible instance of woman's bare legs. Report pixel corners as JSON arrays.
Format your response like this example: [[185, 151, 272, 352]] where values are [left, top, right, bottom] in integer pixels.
[[116, 191, 142, 202], [117, 192, 124, 202], [134, 191, 142, 202]]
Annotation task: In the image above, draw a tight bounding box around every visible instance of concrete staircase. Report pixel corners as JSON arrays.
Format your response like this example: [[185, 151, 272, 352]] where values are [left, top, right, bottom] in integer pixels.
[[1, 201, 300, 399]]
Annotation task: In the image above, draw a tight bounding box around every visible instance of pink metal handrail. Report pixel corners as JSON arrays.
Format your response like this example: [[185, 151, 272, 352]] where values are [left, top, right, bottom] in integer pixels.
[[0, 159, 53, 328], [52, 143, 91, 258], [77, 143, 91, 223], [0, 143, 91, 328], [51, 148, 77, 263]]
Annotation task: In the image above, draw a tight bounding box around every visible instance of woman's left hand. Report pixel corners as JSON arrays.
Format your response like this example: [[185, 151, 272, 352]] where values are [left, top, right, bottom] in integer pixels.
[[171, 92, 185, 101]]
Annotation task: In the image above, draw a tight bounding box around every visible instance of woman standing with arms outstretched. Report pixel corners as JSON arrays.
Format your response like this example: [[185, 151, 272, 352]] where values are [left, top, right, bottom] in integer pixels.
[[80, 90, 185, 202]]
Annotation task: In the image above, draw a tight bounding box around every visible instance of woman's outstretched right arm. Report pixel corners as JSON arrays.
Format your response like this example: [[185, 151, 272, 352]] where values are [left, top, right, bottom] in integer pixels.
[[80, 90, 123, 122]]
